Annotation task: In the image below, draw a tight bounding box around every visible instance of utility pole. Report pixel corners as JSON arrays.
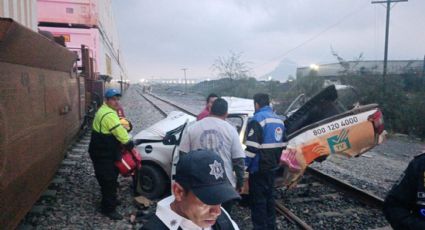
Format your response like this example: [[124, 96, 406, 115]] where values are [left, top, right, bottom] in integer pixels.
[[371, 0, 408, 96], [181, 68, 187, 94], [119, 75, 123, 93], [421, 55, 425, 91], [422, 55, 425, 78]]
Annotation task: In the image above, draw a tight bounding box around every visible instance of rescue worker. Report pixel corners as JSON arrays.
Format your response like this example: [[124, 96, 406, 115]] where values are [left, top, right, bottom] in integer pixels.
[[179, 98, 245, 214], [197, 93, 218, 120], [244, 93, 286, 230], [383, 152, 425, 229], [88, 88, 135, 220], [141, 150, 240, 230]]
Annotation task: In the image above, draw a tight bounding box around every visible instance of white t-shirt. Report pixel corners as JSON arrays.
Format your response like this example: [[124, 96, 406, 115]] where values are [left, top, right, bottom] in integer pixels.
[[179, 117, 246, 187], [156, 195, 239, 230]]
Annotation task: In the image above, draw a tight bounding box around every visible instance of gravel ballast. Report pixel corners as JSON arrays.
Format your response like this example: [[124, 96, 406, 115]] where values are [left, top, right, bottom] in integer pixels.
[[18, 84, 424, 229]]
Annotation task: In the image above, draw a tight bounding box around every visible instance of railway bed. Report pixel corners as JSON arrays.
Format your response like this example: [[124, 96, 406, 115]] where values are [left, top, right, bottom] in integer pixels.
[[138, 86, 390, 229], [18, 85, 391, 229]]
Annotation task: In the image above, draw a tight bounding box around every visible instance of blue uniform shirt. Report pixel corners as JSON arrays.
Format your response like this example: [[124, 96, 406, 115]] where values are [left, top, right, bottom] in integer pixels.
[[244, 106, 286, 173]]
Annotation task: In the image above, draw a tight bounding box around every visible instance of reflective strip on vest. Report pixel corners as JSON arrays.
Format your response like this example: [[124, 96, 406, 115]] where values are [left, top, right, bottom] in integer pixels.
[[246, 140, 260, 148], [245, 150, 256, 158], [246, 140, 286, 149], [261, 142, 286, 149], [259, 118, 284, 127]]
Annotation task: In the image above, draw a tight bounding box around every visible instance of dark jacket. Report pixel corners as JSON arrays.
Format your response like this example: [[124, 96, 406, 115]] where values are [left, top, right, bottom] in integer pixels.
[[244, 106, 286, 173], [383, 153, 425, 230]]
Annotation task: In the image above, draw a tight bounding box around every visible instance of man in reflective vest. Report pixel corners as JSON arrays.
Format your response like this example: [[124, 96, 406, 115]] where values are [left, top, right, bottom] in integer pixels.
[[88, 88, 135, 220], [244, 93, 286, 230]]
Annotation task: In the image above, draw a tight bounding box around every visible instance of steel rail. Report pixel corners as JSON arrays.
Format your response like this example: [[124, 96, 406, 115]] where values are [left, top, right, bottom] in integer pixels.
[[147, 93, 197, 116], [306, 167, 384, 207], [136, 89, 167, 117], [275, 202, 313, 230]]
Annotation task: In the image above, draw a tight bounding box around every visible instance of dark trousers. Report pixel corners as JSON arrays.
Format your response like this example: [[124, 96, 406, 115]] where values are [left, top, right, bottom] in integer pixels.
[[249, 170, 276, 230], [92, 159, 119, 213]]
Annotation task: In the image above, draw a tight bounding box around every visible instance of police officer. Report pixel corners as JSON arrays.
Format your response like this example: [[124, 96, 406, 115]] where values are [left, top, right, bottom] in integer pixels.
[[88, 88, 134, 220], [141, 150, 240, 230], [383, 152, 425, 229], [245, 93, 286, 230]]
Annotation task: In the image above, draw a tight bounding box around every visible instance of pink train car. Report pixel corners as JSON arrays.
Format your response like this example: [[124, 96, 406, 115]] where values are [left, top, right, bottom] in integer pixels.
[[38, 0, 127, 83]]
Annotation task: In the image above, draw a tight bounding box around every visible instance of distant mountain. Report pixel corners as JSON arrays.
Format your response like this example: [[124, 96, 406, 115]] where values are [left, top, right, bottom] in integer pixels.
[[261, 59, 297, 82]]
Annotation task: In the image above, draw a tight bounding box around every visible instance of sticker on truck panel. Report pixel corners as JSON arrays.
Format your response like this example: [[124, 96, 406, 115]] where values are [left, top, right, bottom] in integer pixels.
[[327, 129, 351, 153], [301, 143, 328, 164]]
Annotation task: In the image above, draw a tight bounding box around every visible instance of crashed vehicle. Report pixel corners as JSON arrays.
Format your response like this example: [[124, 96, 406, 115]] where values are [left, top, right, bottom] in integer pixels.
[[133, 85, 386, 199]]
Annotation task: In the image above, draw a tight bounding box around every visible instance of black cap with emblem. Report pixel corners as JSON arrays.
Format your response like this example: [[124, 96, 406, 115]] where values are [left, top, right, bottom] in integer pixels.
[[175, 149, 241, 205]]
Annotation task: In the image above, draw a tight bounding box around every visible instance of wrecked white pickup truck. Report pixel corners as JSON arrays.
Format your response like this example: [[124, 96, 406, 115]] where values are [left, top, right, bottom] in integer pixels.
[[133, 85, 386, 199]]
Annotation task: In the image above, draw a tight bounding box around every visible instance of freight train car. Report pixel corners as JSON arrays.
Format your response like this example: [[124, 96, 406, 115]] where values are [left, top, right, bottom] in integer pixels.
[[38, 26, 127, 88], [37, 0, 128, 92], [0, 18, 82, 229]]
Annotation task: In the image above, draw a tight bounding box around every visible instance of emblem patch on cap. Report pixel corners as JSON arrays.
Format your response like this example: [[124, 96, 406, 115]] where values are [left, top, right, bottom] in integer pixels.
[[209, 160, 224, 180]]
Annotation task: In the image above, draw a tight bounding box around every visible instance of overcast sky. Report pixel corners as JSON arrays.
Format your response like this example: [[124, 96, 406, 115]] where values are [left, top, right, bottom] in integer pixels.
[[112, 0, 425, 81]]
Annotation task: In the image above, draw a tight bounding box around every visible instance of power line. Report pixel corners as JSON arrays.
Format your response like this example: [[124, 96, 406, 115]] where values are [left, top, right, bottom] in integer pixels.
[[253, 2, 370, 70], [371, 0, 408, 96]]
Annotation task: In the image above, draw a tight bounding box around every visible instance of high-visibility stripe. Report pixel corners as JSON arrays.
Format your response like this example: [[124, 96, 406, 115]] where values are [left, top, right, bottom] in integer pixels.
[[259, 118, 284, 127], [121, 159, 132, 170], [109, 124, 120, 132], [245, 141, 260, 148], [246, 141, 286, 149], [259, 142, 286, 149], [245, 150, 256, 158]]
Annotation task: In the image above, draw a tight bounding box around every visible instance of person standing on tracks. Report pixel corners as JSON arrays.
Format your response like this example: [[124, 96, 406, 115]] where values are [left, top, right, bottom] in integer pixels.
[[244, 93, 286, 230], [179, 98, 245, 214], [197, 93, 218, 121], [88, 88, 135, 220], [383, 152, 425, 229], [141, 150, 240, 230]]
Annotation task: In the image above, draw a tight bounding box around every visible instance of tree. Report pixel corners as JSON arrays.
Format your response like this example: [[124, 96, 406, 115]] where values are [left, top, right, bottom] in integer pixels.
[[211, 51, 252, 79], [330, 46, 363, 76]]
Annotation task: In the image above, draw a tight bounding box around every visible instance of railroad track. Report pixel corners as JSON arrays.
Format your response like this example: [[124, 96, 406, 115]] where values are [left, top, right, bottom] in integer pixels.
[[135, 88, 196, 117], [276, 167, 386, 229], [137, 89, 388, 229]]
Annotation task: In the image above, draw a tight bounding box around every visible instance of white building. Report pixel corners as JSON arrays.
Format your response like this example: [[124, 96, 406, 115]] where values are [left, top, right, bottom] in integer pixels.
[[297, 60, 424, 78]]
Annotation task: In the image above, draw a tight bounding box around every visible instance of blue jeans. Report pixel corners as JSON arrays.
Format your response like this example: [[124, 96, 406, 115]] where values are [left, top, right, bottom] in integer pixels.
[[249, 170, 276, 230]]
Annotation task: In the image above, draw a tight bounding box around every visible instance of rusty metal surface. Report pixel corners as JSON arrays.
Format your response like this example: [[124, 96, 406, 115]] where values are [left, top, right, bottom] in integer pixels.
[[0, 18, 77, 72], [0, 18, 80, 229]]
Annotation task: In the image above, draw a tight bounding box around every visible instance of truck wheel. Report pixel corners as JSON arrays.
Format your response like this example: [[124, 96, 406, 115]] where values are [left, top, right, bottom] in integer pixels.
[[137, 165, 168, 199]]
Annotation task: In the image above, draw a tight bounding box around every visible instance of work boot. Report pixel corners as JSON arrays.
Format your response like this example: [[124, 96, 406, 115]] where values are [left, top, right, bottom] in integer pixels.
[[102, 210, 123, 220]]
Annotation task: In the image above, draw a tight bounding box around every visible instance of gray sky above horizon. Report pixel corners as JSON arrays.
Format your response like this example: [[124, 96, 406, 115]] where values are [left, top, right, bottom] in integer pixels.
[[112, 0, 425, 82]]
